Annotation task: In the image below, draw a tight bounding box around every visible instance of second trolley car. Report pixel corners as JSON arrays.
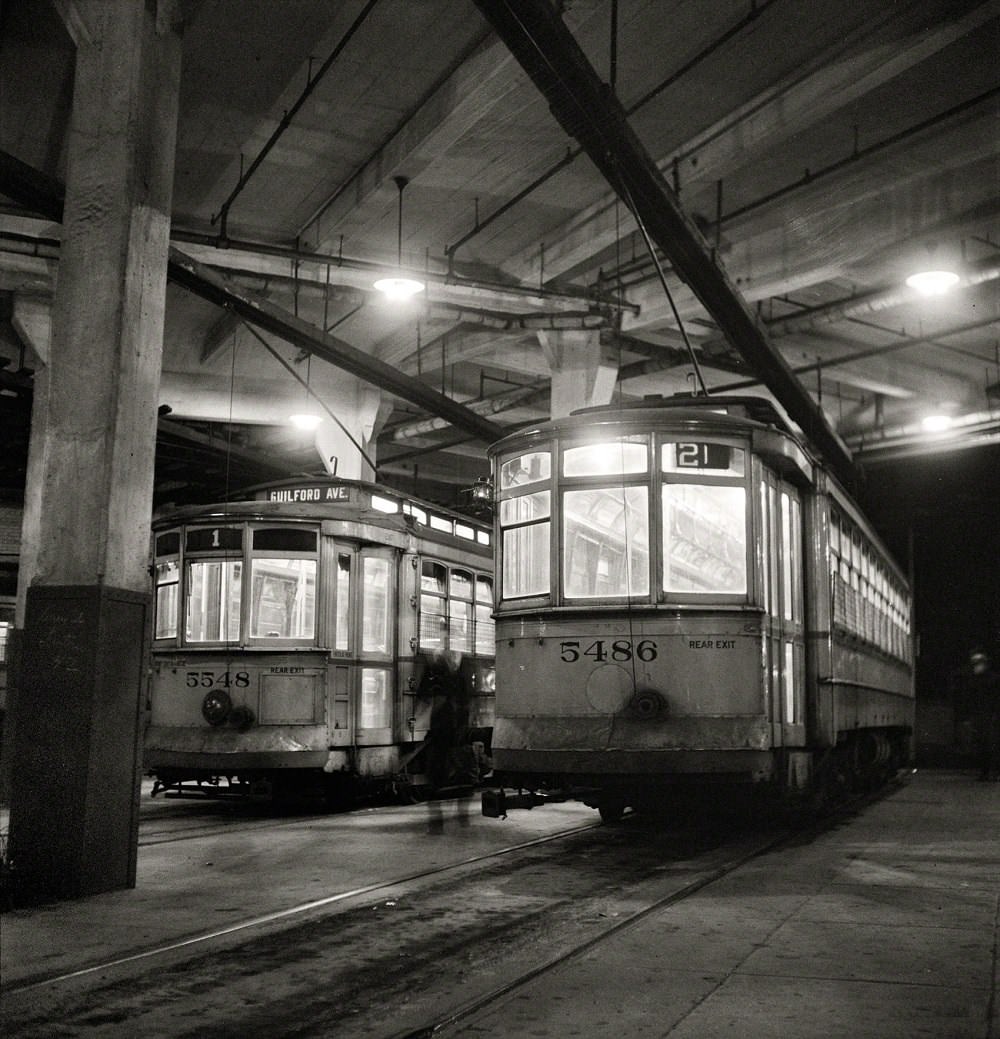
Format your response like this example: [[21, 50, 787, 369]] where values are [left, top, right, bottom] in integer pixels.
[[144, 478, 495, 804], [484, 395, 914, 821]]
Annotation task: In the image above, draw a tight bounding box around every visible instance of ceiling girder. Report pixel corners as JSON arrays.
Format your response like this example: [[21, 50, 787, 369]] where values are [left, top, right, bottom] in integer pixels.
[[0, 149, 505, 446], [473, 0, 856, 489]]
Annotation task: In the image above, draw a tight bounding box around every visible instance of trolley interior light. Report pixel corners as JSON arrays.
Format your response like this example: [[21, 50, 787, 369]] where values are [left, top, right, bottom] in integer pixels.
[[905, 269, 960, 295]]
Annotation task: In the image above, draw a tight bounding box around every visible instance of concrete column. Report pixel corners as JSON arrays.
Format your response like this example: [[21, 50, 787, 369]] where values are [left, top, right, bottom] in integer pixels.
[[537, 329, 618, 419], [7, 0, 182, 903], [314, 385, 389, 480]]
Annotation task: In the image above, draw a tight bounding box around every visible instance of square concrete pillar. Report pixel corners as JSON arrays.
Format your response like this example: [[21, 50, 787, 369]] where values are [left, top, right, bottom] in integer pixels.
[[8, 586, 148, 901]]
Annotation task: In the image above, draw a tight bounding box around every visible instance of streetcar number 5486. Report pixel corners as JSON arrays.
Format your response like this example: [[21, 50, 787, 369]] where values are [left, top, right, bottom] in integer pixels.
[[560, 640, 657, 663]]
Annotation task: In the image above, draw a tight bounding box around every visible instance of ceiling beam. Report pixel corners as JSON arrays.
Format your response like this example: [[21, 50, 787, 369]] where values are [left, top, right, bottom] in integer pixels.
[[507, 1, 997, 287], [0, 149, 505, 445], [474, 0, 854, 488]]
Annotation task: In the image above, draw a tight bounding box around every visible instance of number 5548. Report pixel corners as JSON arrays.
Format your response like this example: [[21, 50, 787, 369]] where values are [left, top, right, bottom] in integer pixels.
[[559, 640, 657, 663]]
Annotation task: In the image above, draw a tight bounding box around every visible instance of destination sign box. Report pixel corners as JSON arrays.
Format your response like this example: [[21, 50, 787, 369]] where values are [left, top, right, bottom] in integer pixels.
[[263, 484, 352, 503]]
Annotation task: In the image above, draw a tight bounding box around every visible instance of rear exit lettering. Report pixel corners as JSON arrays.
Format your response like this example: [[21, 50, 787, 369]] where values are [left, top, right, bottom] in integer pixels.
[[688, 639, 736, 649]]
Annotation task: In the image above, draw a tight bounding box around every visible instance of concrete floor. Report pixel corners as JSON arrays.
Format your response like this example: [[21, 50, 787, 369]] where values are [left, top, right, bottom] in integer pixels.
[[2, 770, 998, 1038], [457, 770, 1000, 1039]]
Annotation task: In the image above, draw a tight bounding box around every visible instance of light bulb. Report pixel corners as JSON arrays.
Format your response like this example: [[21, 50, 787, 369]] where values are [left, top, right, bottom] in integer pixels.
[[905, 270, 960, 296], [373, 275, 425, 300]]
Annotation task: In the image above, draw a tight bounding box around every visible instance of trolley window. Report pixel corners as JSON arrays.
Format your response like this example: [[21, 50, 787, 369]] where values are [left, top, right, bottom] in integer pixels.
[[153, 529, 181, 640], [360, 668, 391, 727], [662, 484, 747, 595], [661, 441, 747, 597], [362, 556, 391, 654], [449, 569, 474, 652], [335, 552, 352, 651], [420, 561, 447, 648], [154, 560, 179, 639], [475, 577, 494, 654], [562, 437, 648, 477], [0, 604, 12, 666], [500, 451, 550, 489], [497, 449, 552, 600], [248, 527, 317, 640], [830, 504, 911, 661], [499, 490, 551, 599], [563, 486, 649, 598], [418, 559, 493, 655], [186, 559, 242, 642]]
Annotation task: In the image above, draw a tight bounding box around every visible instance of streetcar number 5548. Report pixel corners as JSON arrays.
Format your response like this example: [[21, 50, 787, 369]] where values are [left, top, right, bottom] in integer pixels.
[[560, 639, 657, 663]]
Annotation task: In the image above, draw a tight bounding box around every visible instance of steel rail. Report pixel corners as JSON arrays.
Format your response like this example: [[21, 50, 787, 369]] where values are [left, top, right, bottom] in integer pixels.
[[392, 777, 910, 1039], [4, 817, 599, 996]]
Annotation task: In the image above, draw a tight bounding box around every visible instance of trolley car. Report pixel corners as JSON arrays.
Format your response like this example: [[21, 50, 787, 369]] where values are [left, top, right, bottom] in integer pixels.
[[144, 478, 495, 804], [483, 395, 914, 821]]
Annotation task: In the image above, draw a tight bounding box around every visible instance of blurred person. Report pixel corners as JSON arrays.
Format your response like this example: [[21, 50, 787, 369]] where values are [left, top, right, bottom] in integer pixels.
[[965, 649, 1000, 781]]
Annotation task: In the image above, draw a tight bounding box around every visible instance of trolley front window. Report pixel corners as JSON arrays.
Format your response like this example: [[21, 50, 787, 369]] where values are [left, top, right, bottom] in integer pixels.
[[563, 486, 649, 598], [186, 560, 242, 642], [154, 561, 179, 639], [661, 484, 747, 595], [249, 558, 316, 638], [562, 437, 648, 477], [248, 527, 317, 640], [499, 490, 550, 599]]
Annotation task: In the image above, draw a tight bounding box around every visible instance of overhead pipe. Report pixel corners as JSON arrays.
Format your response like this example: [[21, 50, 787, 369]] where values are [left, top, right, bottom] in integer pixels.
[[172, 227, 629, 313], [473, 0, 855, 488], [211, 0, 381, 243], [0, 225, 619, 328]]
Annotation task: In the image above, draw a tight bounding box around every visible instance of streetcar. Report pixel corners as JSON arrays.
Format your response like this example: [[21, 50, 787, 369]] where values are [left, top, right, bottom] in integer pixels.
[[482, 395, 914, 821], [144, 478, 495, 804]]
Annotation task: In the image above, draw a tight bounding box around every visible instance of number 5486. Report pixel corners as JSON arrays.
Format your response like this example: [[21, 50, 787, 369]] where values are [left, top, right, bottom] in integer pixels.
[[559, 639, 657, 663]]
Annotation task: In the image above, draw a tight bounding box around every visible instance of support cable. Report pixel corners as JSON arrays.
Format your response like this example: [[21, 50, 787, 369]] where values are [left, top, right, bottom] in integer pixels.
[[615, 173, 708, 396]]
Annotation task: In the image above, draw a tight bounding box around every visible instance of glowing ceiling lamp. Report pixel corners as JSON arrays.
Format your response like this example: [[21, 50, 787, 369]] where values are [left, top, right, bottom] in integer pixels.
[[920, 413, 954, 433], [373, 175, 425, 300], [905, 269, 960, 296], [289, 412, 322, 431]]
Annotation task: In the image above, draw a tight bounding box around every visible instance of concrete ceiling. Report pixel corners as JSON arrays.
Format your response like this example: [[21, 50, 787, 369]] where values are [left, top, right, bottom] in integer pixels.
[[1, 0, 998, 510]]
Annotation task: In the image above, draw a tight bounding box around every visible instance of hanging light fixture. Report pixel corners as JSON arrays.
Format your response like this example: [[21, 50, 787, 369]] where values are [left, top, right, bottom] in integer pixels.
[[905, 269, 960, 296], [374, 175, 425, 300], [905, 242, 961, 296], [920, 412, 954, 433]]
